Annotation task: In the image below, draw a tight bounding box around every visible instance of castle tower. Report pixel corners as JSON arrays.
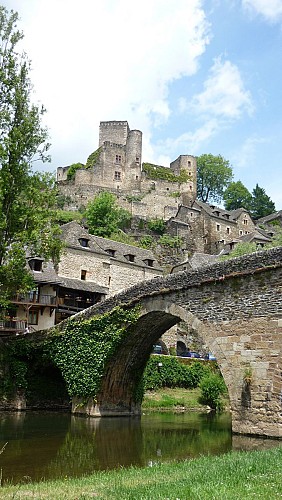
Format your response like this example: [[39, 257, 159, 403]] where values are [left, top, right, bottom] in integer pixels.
[[170, 155, 197, 204], [99, 121, 130, 147]]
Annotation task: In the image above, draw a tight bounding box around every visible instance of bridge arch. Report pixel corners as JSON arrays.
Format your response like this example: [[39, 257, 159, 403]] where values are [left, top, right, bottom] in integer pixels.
[[32, 247, 282, 437]]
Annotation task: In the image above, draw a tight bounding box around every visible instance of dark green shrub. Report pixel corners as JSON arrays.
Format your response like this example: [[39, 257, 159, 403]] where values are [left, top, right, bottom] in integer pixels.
[[144, 356, 211, 391], [147, 218, 166, 234], [199, 373, 226, 410]]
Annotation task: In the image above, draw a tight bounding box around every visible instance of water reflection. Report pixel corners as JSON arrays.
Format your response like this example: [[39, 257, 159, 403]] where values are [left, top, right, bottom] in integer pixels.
[[0, 411, 280, 485]]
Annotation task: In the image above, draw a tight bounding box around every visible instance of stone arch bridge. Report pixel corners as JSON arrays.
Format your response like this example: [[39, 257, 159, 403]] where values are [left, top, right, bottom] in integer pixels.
[[40, 248, 282, 437]]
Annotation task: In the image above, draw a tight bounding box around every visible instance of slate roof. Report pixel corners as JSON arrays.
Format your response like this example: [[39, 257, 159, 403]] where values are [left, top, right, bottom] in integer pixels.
[[60, 221, 162, 271], [192, 200, 250, 223], [58, 276, 108, 294], [171, 252, 218, 272], [256, 210, 282, 224], [27, 254, 107, 294]]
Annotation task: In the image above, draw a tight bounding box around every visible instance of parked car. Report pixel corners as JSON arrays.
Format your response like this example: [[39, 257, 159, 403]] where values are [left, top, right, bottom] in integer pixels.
[[186, 351, 200, 358], [152, 344, 162, 354], [205, 353, 216, 361]]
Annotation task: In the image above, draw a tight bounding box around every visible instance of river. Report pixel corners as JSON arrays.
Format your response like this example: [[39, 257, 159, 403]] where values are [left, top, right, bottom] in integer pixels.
[[0, 411, 280, 485]]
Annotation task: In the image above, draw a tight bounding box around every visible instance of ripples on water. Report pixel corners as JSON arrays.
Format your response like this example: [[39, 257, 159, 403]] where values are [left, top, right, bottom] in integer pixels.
[[0, 411, 280, 484]]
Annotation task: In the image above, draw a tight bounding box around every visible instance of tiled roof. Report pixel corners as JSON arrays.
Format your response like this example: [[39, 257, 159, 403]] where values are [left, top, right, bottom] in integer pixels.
[[58, 276, 108, 294], [256, 210, 282, 224], [60, 221, 162, 271]]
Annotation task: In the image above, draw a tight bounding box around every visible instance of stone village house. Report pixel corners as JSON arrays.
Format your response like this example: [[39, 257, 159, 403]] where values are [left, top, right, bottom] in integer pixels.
[[0, 221, 162, 336]]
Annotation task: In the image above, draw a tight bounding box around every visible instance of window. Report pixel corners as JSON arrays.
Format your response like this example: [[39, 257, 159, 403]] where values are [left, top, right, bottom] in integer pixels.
[[125, 254, 135, 262], [143, 259, 154, 267], [243, 218, 248, 225], [188, 161, 191, 167], [226, 227, 230, 234], [28, 309, 38, 325], [190, 213, 193, 218], [114, 171, 121, 181], [239, 230, 243, 236], [81, 269, 87, 280], [106, 249, 116, 257], [78, 238, 89, 248], [216, 224, 220, 231], [28, 259, 43, 272], [115, 154, 121, 164], [136, 157, 140, 163]]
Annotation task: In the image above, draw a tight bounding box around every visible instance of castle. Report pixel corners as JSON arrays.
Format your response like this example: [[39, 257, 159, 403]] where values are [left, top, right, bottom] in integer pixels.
[[57, 120, 197, 221], [57, 120, 274, 258]]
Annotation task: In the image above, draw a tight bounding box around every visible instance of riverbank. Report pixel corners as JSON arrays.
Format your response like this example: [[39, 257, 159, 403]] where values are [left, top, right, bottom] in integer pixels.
[[142, 387, 229, 411], [1, 445, 281, 499]]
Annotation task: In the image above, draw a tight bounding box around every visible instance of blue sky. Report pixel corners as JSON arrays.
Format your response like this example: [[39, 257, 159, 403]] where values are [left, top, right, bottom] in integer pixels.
[[2, 0, 282, 209]]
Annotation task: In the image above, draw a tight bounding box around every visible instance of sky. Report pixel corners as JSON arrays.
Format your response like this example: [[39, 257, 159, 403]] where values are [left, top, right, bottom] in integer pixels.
[[2, 0, 282, 209]]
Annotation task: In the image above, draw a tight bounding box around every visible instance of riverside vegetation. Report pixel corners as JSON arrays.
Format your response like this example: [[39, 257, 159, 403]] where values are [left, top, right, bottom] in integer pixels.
[[0, 447, 281, 499]]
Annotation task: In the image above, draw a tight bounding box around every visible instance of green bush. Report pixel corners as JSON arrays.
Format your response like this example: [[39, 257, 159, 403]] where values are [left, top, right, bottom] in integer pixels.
[[144, 357, 210, 391], [147, 218, 166, 234], [199, 373, 226, 410], [159, 235, 183, 248], [66, 163, 85, 181]]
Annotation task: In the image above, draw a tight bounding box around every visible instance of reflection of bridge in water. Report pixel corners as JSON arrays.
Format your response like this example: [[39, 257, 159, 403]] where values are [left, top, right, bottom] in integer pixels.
[[33, 247, 282, 438]]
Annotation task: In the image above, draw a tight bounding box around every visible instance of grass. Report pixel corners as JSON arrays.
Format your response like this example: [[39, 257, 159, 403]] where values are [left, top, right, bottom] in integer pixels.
[[0, 445, 281, 499], [142, 387, 229, 411]]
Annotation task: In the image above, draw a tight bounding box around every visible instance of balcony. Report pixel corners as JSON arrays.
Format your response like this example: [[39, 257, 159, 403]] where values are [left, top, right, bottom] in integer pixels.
[[12, 293, 57, 306], [0, 319, 27, 336], [57, 296, 96, 312]]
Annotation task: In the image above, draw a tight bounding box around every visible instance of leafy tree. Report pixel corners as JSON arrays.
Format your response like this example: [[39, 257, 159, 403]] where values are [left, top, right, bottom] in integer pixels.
[[223, 181, 252, 211], [197, 154, 233, 203], [85, 191, 131, 237], [250, 184, 276, 220], [0, 7, 62, 306]]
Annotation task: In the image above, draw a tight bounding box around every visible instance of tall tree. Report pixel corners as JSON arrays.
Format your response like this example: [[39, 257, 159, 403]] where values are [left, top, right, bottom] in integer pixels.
[[197, 154, 233, 204], [250, 184, 276, 220], [223, 180, 252, 211], [85, 191, 131, 237], [0, 7, 62, 306]]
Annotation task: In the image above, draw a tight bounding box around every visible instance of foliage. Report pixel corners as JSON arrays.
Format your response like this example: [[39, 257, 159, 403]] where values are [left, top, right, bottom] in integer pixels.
[[265, 227, 282, 248], [143, 357, 209, 390], [44, 306, 141, 398], [66, 162, 85, 181], [159, 235, 183, 248], [0, 7, 63, 305], [142, 163, 189, 183], [126, 194, 144, 203], [169, 191, 181, 198], [53, 210, 83, 225], [199, 372, 227, 410], [110, 230, 138, 246], [220, 241, 257, 260], [139, 235, 154, 249], [197, 154, 233, 203], [250, 184, 276, 220], [85, 147, 102, 169], [85, 191, 131, 237], [223, 180, 252, 211], [147, 218, 166, 234]]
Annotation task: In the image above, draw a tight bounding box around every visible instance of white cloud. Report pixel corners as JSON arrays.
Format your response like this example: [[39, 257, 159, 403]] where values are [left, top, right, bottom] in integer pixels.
[[230, 135, 269, 169], [190, 58, 253, 119], [2, 0, 210, 169], [242, 0, 282, 22], [161, 58, 253, 161]]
